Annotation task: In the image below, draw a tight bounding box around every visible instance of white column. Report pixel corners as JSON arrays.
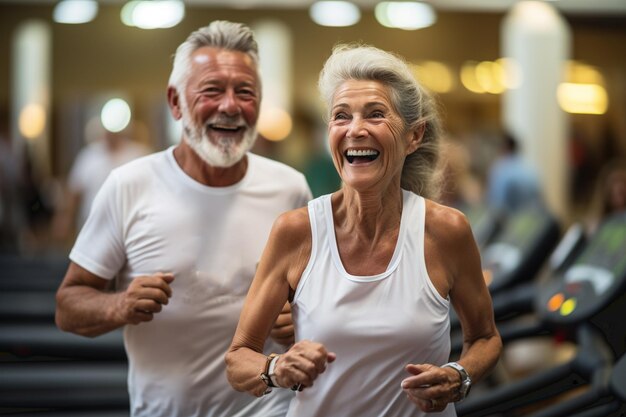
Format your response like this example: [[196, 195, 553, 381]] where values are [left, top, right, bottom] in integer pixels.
[[502, 1, 571, 219], [11, 20, 52, 178], [251, 20, 293, 142]]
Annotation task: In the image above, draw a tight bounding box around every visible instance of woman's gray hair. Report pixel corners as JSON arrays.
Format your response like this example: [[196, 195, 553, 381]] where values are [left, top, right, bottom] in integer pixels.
[[318, 44, 442, 199], [168, 20, 260, 94]]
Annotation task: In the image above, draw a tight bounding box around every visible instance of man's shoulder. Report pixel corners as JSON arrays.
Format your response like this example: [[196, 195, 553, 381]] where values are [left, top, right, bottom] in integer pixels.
[[248, 152, 304, 178], [110, 149, 169, 185], [123, 141, 151, 159], [247, 153, 310, 195]]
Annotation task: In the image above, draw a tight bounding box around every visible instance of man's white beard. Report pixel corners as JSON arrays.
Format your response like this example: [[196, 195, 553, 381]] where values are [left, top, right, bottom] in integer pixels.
[[180, 99, 257, 168]]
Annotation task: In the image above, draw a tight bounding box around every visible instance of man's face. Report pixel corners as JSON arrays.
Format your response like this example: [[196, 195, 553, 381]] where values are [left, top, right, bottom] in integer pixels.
[[180, 46, 260, 167]]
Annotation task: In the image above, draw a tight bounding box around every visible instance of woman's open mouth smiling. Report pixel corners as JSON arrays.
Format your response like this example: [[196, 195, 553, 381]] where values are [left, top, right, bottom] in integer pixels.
[[345, 148, 380, 164]]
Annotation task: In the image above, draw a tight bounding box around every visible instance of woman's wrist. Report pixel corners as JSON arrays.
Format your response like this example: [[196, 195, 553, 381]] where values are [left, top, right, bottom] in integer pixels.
[[268, 354, 281, 387]]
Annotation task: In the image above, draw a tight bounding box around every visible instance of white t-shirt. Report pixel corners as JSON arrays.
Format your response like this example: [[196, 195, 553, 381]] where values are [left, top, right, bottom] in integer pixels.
[[289, 190, 456, 417], [68, 139, 149, 226], [70, 147, 312, 417]]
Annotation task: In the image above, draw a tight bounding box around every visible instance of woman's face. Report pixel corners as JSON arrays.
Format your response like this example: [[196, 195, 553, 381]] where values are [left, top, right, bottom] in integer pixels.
[[328, 79, 420, 192]]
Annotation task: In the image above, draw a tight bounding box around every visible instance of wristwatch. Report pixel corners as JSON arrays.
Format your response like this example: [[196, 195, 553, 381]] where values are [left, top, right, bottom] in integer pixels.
[[260, 353, 279, 394], [442, 362, 472, 401], [268, 353, 280, 387]]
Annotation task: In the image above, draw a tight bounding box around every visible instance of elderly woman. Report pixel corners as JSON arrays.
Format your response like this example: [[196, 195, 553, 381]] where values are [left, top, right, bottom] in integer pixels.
[[225, 44, 502, 416]]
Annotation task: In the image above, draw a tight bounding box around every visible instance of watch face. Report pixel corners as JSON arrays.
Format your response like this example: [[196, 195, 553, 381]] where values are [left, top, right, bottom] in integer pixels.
[[462, 381, 471, 398], [442, 362, 471, 400]]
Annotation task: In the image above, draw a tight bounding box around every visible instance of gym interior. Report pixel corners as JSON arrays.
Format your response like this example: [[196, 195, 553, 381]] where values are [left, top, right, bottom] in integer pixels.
[[1, 1, 625, 416]]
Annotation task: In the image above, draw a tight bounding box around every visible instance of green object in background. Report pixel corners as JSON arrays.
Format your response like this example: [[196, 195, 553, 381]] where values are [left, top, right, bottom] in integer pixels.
[[304, 155, 341, 198]]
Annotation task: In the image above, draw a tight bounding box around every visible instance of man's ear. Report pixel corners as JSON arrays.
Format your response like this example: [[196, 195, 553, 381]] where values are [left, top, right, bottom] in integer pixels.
[[167, 86, 183, 120], [406, 122, 425, 155]]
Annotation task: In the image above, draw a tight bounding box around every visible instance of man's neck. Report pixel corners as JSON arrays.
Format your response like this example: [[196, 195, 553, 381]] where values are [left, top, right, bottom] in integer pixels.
[[173, 140, 248, 187]]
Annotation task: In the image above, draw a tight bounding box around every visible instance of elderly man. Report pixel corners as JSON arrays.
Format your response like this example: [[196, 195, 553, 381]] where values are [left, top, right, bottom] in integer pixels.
[[55, 21, 311, 417]]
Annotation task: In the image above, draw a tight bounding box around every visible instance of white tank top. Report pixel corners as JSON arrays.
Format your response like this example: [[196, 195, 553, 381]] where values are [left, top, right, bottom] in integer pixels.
[[288, 190, 456, 417]]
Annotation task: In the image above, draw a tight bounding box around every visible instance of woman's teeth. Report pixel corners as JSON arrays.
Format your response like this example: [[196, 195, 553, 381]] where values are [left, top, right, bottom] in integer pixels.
[[345, 149, 380, 163]]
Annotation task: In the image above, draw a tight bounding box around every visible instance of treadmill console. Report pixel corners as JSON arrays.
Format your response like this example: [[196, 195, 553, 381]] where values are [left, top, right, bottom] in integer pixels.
[[538, 213, 626, 325], [483, 207, 559, 292]]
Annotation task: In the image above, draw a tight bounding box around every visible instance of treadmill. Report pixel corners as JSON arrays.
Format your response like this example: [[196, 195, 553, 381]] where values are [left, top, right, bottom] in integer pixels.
[[481, 205, 561, 295], [451, 205, 561, 330], [455, 211, 626, 417]]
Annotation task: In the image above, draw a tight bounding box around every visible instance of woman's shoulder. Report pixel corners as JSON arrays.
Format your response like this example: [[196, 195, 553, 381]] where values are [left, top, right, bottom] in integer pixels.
[[266, 207, 314, 285], [424, 199, 473, 243], [270, 206, 312, 246]]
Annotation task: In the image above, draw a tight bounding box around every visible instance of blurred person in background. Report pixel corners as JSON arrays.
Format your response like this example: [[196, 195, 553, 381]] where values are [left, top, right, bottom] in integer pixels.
[[438, 136, 483, 211], [52, 128, 149, 246], [438, 137, 498, 249], [0, 119, 55, 253], [226, 44, 501, 417], [585, 158, 626, 233], [0, 123, 23, 252], [486, 131, 542, 213], [55, 20, 311, 417]]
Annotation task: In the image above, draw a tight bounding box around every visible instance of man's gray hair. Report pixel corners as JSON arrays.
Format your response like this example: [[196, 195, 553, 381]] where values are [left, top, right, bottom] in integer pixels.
[[169, 20, 260, 93], [318, 44, 442, 199]]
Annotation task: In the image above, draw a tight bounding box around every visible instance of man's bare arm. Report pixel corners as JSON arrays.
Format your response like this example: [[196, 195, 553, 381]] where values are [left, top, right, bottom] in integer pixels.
[[55, 262, 174, 337]]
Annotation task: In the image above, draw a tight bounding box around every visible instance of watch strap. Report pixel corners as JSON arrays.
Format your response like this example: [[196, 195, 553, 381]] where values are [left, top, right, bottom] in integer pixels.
[[260, 353, 279, 392], [441, 362, 471, 401], [268, 354, 280, 387]]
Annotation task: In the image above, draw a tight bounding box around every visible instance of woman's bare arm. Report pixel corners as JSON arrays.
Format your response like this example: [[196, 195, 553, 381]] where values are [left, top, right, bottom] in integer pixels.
[[402, 202, 502, 412], [445, 208, 502, 382], [225, 208, 335, 396]]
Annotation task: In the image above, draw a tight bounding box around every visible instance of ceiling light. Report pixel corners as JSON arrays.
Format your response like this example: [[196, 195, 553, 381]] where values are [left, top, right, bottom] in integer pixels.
[[309, 1, 361, 27], [121, 0, 185, 29], [557, 83, 608, 115], [410, 61, 454, 93], [53, 0, 98, 24], [101, 98, 132, 133], [375, 1, 436, 30], [257, 107, 293, 141], [19, 103, 46, 139], [475, 61, 505, 94], [460, 61, 484, 94], [565, 61, 605, 85], [460, 60, 511, 95]]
